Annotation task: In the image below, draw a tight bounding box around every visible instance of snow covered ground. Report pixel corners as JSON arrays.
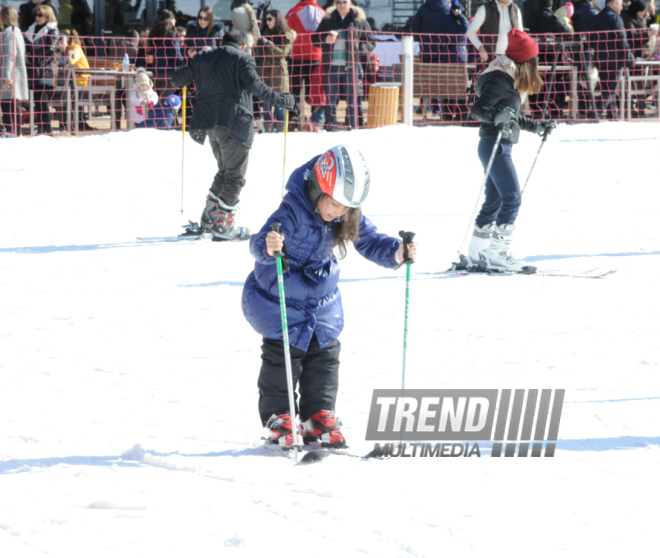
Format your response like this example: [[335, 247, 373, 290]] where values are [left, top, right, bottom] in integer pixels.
[[1, 122, 659, 557]]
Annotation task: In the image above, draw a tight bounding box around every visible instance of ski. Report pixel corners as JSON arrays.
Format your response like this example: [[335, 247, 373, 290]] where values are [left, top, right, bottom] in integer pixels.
[[426, 254, 617, 279], [263, 440, 382, 462], [137, 221, 223, 243]]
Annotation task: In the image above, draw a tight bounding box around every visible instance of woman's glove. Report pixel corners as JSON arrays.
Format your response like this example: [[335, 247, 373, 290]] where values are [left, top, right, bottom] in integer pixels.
[[493, 107, 516, 129], [536, 120, 557, 137]]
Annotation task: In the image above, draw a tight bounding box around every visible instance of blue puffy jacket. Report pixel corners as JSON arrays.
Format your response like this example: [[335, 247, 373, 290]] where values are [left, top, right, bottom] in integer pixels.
[[242, 156, 401, 352]]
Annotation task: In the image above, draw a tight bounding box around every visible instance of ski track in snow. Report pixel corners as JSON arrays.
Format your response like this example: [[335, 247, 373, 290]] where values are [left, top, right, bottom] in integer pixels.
[[1, 123, 659, 557]]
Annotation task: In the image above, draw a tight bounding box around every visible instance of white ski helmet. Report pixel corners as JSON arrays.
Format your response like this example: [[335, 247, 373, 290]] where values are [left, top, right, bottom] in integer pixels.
[[308, 145, 371, 209]]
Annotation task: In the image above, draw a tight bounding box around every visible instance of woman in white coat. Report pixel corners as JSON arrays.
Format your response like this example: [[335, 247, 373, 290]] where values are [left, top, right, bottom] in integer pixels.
[[1, 6, 29, 136]]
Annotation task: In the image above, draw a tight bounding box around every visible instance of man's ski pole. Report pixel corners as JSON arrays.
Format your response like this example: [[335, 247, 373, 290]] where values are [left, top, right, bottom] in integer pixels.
[[270, 222, 303, 460], [521, 127, 551, 195], [399, 231, 416, 391], [456, 129, 503, 264], [281, 109, 289, 199]]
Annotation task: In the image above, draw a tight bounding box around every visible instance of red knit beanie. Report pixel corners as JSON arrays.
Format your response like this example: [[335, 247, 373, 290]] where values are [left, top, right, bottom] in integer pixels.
[[505, 29, 539, 63]]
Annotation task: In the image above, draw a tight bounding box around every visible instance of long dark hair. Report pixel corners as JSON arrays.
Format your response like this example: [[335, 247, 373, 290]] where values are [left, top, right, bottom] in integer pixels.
[[260, 9, 290, 39], [195, 6, 215, 33], [150, 9, 176, 38], [319, 194, 361, 259], [515, 57, 544, 95]]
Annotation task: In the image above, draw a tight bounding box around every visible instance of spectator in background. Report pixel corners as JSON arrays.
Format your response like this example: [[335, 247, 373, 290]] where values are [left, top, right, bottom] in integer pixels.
[[129, 69, 158, 128], [186, 6, 224, 58], [312, 0, 375, 131], [256, 9, 295, 133], [440, 1, 469, 121], [528, 0, 572, 119], [572, 0, 599, 32], [149, 9, 184, 100], [19, 0, 58, 32], [441, 2, 469, 64], [412, 0, 449, 64], [466, 0, 523, 63], [25, 4, 60, 134], [555, 2, 576, 32], [231, 2, 260, 55], [622, 0, 655, 113], [588, 0, 635, 118], [61, 29, 93, 131], [70, 0, 92, 37], [622, 1, 655, 58], [286, 0, 326, 132], [1, 6, 29, 137]]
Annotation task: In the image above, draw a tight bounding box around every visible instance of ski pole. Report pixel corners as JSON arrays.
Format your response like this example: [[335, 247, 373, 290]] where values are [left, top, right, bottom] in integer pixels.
[[456, 129, 503, 262], [521, 127, 551, 195], [398, 231, 416, 392], [270, 222, 303, 460], [281, 109, 289, 199], [180, 85, 187, 217]]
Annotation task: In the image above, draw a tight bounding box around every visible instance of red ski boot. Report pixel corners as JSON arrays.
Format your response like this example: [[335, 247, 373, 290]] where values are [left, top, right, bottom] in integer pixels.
[[265, 414, 302, 450], [302, 410, 347, 448]]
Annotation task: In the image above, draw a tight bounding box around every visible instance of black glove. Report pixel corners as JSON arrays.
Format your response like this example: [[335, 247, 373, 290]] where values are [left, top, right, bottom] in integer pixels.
[[493, 107, 516, 129], [257, 37, 268, 46], [279, 92, 298, 117], [537, 120, 557, 137]]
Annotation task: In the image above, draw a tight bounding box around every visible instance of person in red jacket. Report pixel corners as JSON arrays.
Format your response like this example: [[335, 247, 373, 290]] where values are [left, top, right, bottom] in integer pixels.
[[286, 0, 326, 131]]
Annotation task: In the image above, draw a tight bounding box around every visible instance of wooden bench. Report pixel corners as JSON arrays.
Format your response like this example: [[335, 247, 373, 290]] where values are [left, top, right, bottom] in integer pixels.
[[392, 62, 472, 116]]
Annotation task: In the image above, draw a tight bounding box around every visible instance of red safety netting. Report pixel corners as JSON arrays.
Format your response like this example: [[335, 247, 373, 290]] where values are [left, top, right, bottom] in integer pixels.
[[1, 27, 658, 138]]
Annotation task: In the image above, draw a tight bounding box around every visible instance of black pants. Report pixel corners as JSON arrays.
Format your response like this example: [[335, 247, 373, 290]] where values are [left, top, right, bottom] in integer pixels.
[[258, 335, 340, 426], [207, 127, 250, 207], [0, 100, 21, 136], [33, 83, 53, 126]]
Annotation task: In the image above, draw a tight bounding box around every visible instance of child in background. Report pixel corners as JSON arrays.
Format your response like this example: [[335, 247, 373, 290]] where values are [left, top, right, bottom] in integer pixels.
[[63, 30, 92, 131], [129, 69, 158, 128]]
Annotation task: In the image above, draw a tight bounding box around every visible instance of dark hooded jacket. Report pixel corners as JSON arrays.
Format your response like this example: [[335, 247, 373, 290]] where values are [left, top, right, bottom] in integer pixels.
[[412, 0, 451, 62], [171, 41, 285, 147], [572, 0, 598, 33], [587, 5, 635, 69]]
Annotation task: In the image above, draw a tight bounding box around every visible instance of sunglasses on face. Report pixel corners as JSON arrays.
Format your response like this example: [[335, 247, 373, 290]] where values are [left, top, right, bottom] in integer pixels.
[[335, 1, 349, 4], [198, 16, 208, 20], [35, 13, 44, 17], [266, 16, 275, 21]]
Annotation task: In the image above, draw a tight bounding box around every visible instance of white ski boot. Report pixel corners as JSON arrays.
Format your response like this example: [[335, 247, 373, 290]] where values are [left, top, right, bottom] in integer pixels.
[[486, 223, 530, 272], [467, 222, 494, 269]]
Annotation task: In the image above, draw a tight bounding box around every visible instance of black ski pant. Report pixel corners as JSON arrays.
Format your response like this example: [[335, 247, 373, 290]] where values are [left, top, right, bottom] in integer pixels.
[[207, 126, 250, 208], [258, 335, 340, 426]]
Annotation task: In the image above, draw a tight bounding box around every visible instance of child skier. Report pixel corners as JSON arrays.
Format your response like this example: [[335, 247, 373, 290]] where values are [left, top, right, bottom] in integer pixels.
[[241, 145, 417, 449]]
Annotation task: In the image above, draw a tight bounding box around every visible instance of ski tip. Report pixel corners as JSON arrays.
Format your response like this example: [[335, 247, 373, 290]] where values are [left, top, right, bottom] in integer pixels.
[[300, 449, 331, 463]]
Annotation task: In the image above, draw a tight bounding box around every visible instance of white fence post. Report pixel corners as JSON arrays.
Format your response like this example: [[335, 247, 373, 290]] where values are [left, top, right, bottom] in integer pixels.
[[401, 35, 414, 126]]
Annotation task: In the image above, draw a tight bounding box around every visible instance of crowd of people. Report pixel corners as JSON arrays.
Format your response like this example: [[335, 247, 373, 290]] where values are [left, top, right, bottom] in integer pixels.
[[1, 0, 660, 137]]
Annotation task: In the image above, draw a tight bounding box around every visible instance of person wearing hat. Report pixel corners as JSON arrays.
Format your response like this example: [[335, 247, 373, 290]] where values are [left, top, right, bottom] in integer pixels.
[[129, 69, 159, 128], [467, 28, 556, 272]]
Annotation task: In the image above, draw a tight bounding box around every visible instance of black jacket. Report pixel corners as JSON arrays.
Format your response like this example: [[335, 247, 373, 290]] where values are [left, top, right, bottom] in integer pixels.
[[171, 42, 285, 148], [527, 7, 572, 34], [470, 69, 539, 144], [572, 1, 598, 33], [587, 6, 635, 69]]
